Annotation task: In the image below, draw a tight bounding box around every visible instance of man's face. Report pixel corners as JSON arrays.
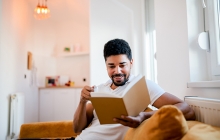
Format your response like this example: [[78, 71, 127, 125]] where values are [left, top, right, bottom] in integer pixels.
[[106, 54, 133, 88]]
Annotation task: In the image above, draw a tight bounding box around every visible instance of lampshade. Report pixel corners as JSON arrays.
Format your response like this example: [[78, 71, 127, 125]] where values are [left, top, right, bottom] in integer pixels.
[[34, 0, 50, 20]]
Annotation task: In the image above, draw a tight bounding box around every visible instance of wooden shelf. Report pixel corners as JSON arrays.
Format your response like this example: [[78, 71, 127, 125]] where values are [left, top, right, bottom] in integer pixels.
[[57, 51, 89, 57]]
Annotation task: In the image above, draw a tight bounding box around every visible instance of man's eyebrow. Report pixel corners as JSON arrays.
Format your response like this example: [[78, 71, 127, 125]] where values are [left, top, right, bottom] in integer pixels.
[[119, 62, 127, 64], [107, 62, 126, 65]]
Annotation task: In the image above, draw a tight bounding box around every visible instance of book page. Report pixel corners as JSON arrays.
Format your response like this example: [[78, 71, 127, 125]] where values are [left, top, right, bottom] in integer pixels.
[[90, 92, 120, 98], [122, 75, 142, 94], [123, 76, 151, 116]]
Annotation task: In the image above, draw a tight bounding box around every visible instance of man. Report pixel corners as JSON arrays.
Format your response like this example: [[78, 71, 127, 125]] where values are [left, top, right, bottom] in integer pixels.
[[73, 39, 195, 140]]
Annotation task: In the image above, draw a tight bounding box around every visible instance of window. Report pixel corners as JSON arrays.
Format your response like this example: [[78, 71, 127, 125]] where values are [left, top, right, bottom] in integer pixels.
[[187, 0, 220, 87], [144, 0, 157, 83], [207, 0, 220, 77], [218, 1, 220, 64]]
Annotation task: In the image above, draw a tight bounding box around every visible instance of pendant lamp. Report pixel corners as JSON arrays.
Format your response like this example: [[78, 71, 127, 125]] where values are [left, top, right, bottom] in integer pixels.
[[34, 0, 50, 20]]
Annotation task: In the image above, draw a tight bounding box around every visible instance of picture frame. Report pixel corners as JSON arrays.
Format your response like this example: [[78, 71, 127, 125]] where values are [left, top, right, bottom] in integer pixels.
[[45, 76, 60, 87], [27, 52, 32, 70]]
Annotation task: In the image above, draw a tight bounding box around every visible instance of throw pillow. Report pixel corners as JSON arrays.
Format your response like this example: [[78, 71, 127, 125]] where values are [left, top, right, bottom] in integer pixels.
[[124, 105, 188, 140]]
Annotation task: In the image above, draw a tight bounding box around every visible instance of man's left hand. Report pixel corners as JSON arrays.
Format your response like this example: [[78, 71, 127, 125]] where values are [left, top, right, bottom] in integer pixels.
[[113, 112, 150, 128]]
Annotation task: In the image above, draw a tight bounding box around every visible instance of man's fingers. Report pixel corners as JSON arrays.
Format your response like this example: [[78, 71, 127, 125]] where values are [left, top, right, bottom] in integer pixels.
[[113, 118, 130, 127], [114, 118, 138, 128], [80, 86, 93, 102], [120, 115, 134, 122], [82, 90, 90, 96], [82, 87, 92, 95], [81, 94, 90, 99], [84, 86, 94, 92], [113, 116, 141, 128]]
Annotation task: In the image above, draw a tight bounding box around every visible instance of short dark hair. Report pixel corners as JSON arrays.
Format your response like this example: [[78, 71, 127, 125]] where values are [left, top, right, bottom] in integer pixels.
[[103, 39, 132, 61]]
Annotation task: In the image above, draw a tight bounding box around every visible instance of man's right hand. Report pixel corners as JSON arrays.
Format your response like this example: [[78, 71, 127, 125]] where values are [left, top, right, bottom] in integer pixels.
[[80, 86, 94, 103], [74, 86, 95, 133]]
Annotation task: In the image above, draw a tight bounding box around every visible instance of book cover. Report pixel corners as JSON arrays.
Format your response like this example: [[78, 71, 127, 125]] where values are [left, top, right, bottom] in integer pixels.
[[90, 75, 151, 124]]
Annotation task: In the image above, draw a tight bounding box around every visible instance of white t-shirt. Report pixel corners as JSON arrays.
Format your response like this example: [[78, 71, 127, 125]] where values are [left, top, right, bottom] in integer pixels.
[[75, 75, 165, 140]]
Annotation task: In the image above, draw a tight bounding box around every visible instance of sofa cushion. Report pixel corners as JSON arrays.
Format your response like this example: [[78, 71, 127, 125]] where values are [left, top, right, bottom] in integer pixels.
[[182, 121, 220, 140], [124, 105, 188, 140], [19, 120, 78, 139]]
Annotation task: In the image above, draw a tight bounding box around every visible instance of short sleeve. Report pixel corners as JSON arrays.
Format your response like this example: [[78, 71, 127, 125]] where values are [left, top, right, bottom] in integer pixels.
[[146, 79, 165, 105]]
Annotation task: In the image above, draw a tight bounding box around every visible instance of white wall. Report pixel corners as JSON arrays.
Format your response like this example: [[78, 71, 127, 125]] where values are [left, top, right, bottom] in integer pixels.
[[33, 20, 57, 87], [154, 0, 190, 99], [55, 20, 90, 86], [154, 0, 220, 100], [0, 0, 38, 139], [90, 0, 145, 86], [57, 55, 90, 86]]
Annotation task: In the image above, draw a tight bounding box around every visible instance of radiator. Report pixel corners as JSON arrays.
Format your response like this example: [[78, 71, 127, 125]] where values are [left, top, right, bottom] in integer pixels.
[[9, 93, 24, 140], [184, 96, 220, 127]]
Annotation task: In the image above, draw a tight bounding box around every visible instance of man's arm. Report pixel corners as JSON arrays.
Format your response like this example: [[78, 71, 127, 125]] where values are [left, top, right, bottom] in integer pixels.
[[73, 86, 94, 133], [153, 92, 195, 120], [114, 92, 195, 128]]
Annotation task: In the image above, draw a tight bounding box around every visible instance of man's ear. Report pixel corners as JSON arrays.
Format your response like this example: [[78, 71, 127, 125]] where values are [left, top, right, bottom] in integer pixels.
[[130, 59, 133, 67]]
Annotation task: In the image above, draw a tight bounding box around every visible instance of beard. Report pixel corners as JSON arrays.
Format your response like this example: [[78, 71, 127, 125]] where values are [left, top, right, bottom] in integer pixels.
[[111, 74, 129, 86]]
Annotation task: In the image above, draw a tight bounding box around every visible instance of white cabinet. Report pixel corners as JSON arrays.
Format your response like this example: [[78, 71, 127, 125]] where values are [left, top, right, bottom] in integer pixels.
[[39, 89, 54, 121], [39, 88, 82, 122]]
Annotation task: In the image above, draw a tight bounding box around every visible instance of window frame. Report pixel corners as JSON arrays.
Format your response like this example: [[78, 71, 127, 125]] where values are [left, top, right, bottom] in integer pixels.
[[187, 0, 220, 88], [207, 0, 220, 77]]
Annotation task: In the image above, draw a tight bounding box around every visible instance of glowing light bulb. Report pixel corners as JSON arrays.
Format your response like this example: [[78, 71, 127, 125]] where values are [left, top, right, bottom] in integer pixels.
[[37, 8, 41, 14]]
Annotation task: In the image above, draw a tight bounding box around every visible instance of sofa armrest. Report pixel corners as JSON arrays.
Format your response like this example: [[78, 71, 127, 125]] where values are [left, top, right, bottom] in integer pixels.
[[19, 120, 79, 139]]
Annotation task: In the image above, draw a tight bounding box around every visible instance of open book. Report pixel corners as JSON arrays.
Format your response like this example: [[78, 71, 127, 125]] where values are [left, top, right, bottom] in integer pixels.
[[90, 75, 151, 124]]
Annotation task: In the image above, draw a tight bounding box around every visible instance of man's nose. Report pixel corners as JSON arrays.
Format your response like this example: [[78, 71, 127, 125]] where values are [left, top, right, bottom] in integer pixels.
[[115, 66, 122, 73]]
